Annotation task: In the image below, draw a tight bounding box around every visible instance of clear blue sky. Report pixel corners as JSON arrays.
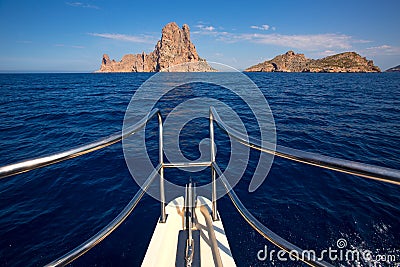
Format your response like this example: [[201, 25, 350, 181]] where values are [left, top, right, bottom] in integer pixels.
[[0, 0, 399, 72]]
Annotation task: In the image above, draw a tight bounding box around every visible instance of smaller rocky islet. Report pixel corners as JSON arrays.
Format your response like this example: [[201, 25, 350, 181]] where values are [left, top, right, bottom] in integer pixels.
[[385, 65, 400, 72], [245, 51, 381, 73]]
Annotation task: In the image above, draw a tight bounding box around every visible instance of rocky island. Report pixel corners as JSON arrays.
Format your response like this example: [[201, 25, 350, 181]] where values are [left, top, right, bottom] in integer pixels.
[[245, 51, 381, 73], [385, 65, 400, 72], [96, 22, 214, 72]]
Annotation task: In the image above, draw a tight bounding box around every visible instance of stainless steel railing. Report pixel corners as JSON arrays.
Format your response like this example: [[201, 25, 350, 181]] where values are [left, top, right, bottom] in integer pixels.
[[1, 106, 399, 267], [208, 107, 400, 267], [0, 108, 161, 180], [212, 162, 334, 267], [45, 164, 161, 267], [0, 108, 166, 266], [210, 106, 400, 185]]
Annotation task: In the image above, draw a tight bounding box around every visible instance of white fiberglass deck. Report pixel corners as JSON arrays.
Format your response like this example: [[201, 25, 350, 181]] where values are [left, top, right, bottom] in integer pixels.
[[142, 196, 236, 267]]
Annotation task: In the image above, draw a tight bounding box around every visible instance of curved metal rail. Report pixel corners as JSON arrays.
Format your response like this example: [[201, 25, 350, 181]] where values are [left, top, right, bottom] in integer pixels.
[[210, 106, 400, 185], [1, 106, 399, 267], [0, 109, 160, 180], [45, 164, 160, 267], [0, 109, 164, 266], [209, 106, 399, 267], [213, 162, 333, 267]]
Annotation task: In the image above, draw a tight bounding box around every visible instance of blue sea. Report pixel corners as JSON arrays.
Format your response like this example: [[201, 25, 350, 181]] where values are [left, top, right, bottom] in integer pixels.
[[0, 73, 399, 266]]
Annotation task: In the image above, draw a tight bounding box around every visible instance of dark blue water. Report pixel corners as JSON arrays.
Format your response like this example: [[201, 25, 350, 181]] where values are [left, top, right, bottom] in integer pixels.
[[0, 73, 399, 266]]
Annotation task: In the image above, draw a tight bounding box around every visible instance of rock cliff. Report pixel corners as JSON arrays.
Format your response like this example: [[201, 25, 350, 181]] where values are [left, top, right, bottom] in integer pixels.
[[96, 22, 215, 72], [245, 51, 381, 73]]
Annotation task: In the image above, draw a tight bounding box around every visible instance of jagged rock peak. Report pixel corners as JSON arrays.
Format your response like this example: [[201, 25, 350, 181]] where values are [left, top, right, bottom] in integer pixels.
[[161, 22, 190, 38], [96, 22, 214, 73], [102, 54, 110, 62], [245, 51, 381, 73], [156, 22, 201, 71]]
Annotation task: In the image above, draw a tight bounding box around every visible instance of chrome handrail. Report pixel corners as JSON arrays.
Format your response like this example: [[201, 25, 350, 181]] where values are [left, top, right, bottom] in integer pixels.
[[45, 164, 161, 267], [0, 109, 160, 180], [1, 106, 399, 267], [2, 107, 398, 185], [213, 162, 333, 267], [210, 106, 400, 185], [0, 108, 165, 266], [209, 108, 219, 221]]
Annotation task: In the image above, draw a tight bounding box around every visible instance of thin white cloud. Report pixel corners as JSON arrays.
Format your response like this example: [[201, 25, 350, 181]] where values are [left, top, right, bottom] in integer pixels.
[[247, 33, 354, 50], [216, 32, 360, 51], [192, 25, 229, 37], [66, 2, 99, 9], [250, 24, 270, 31], [193, 30, 230, 37], [204, 26, 215, 31], [313, 50, 338, 57], [195, 24, 217, 32], [89, 33, 156, 44], [363, 45, 400, 56], [192, 25, 359, 51], [192, 21, 371, 52]]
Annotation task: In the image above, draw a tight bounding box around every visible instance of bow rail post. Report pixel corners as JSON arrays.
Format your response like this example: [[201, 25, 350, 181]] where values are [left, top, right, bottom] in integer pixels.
[[158, 112, 166, 223], [210, 108, 219, 221]]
